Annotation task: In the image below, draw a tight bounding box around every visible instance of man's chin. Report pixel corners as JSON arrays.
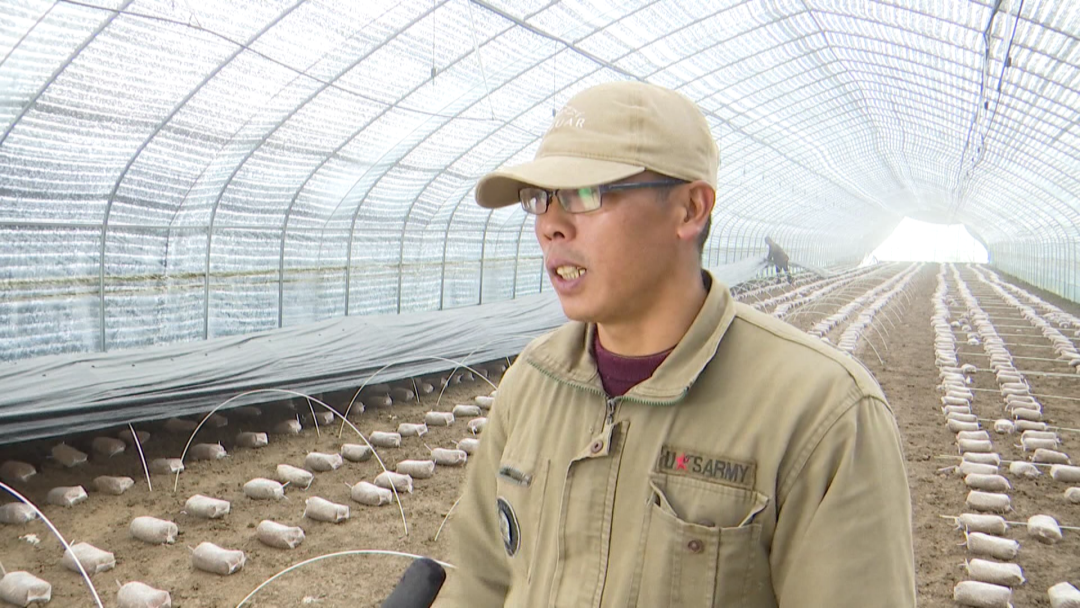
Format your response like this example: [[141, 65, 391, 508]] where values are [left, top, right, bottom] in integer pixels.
[[556, 298, 596, 324]]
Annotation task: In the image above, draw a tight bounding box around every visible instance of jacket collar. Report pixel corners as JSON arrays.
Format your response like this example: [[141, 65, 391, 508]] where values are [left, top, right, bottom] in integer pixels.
[[523, 271, 737, 403]]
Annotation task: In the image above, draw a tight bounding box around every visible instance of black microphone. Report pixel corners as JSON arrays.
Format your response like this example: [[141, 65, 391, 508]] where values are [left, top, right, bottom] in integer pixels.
[[381, 557, 447, 608]]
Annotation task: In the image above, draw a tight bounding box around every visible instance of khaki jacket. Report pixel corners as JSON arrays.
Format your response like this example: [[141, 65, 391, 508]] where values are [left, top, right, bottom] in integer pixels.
[[435, 275, 915, 607]]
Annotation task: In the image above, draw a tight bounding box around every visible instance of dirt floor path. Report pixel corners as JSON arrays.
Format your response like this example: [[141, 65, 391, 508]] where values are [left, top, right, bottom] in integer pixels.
[[862, 264, 1080, 607]]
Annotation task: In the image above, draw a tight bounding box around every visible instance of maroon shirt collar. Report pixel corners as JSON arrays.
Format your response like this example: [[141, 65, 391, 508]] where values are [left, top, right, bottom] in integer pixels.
[[592, 333, 674, 397]]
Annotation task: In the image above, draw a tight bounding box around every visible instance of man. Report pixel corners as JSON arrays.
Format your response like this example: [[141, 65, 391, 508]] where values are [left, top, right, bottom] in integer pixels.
[[433, 82, 914, 607], [765, 236, 794, 284]]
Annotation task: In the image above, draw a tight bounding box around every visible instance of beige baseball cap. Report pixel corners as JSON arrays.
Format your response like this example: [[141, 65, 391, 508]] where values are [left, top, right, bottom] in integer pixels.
[[475, 81, 719, 209]]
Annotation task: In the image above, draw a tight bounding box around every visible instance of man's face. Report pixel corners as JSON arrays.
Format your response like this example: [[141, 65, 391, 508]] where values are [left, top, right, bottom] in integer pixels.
[[534, 173, 684, 325]]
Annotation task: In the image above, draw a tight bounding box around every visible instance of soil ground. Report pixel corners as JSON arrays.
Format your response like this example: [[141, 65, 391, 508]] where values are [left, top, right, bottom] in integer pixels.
[[2, 263, 1079, 607], [0, 379, 486, 607]]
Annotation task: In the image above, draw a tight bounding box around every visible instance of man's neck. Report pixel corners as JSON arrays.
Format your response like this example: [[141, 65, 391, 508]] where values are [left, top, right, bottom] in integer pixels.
[[596, 271, 709, 357]]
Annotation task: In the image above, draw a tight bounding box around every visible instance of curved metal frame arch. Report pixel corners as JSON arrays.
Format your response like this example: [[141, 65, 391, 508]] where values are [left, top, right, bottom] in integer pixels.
[[712, 214, 739, 264], [0, 0, 135, 350], [436, 140, 534, 310], [717, 64, 972, 147], [663, 0, 1063, 102], [704, 78, 1080, 232], [770, 205, 877, 259], [486, 207, 534, 300], [803, 3, 1080, 93], [704, 213, 730, 264], [429, 193, 488, 311], [0, 0, 136, 147], [960, 182, 1069, 244], [16, 0, 1080, 329], [695, 32, 980, 113], [514, 210, 535, 298], [789, 0, 898, 190], [474, 208, 497, 307], [792, 52, 1080, 157], [648, 12, 819, 88], [728, 199, 874, 241], [0, 2, 60, 72], [271, 4, 509, 320], [714, 79, 1077, 241], [958, 169, 1076, 245], [693, 20, 1080, 151], [199, 0, 450, 335], [723, 100, 962, 211], [336, 65, 560, 313], [96, 0, 307, 348], [719, 178, 890, 240]]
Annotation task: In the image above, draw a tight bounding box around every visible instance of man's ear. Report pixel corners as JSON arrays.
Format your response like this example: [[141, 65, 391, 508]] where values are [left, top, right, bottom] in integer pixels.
[[675, 181, 715, 243]]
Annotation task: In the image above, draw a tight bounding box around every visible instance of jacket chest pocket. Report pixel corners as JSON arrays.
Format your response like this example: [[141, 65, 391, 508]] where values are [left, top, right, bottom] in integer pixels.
[[493, 457, 549, 583], [631, 473, 776, 608]]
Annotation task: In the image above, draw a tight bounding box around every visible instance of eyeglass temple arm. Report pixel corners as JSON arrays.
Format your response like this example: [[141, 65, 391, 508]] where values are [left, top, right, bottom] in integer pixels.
[[599, 179, 688, 193]]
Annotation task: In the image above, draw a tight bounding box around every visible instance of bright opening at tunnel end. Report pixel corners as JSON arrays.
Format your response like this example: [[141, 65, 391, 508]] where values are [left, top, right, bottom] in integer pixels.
[[866, 217, 989, 264]]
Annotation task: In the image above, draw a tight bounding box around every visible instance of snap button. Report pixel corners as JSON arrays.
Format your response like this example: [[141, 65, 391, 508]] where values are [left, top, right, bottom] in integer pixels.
[[590, 440, 604, 454], [687, 539, 704, 553]]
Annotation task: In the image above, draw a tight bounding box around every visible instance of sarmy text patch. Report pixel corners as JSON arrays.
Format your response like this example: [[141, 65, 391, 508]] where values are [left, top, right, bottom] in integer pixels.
[[657, 445, 756, 489]]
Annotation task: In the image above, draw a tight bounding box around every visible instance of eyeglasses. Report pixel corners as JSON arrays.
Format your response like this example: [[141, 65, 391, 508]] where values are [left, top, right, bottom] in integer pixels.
[[519, 179, 687, 215]]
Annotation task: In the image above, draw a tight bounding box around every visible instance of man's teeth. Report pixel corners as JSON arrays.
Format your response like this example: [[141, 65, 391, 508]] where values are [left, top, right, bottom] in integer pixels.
[[556, 266, 586, 280]]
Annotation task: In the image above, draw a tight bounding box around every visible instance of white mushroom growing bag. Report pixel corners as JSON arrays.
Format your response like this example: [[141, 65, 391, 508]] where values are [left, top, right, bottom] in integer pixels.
[[0, 571, 51, 607], [116, 581, 171, 608], [191, 542, 245, 575], [61, 542, 115, 574], [130, 516, 178, 545]]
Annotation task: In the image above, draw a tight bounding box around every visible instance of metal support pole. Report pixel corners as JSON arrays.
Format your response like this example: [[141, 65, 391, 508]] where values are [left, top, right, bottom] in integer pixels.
[[511, 213, 529, 299], [477, 210, 495, 306]]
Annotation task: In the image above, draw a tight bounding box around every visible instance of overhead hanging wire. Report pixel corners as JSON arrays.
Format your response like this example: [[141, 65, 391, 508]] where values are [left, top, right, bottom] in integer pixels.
[[552, 38, 557, 117], [949, 0, 1023, 222], [465, 0, 496, 120]]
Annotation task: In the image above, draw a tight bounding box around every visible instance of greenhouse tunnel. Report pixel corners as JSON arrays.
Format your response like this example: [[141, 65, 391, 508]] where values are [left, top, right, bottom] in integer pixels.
[[2, 0, 1080, 442]]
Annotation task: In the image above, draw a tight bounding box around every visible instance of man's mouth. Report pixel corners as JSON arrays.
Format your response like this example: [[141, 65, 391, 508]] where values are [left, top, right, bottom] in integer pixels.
[[555, 265, 587, 280]]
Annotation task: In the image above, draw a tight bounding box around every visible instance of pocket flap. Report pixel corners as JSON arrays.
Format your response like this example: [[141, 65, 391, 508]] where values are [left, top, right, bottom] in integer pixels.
[[650, 472, 770, 529]]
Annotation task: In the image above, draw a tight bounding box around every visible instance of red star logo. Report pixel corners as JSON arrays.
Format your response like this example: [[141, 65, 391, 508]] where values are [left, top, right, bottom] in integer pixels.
[[675, 453, 689, 471]]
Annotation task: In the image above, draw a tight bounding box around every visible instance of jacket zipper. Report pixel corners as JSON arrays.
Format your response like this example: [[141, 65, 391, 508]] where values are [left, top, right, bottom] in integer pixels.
[[526, 358, 691, 607]]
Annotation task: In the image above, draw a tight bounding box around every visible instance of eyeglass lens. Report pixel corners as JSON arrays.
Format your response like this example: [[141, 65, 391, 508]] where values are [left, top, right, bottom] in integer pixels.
[[519, 187, 603, 214]]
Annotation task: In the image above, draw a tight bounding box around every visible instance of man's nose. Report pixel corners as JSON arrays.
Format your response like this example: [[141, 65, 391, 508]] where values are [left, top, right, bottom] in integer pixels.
[[536, 195, 574, 242]]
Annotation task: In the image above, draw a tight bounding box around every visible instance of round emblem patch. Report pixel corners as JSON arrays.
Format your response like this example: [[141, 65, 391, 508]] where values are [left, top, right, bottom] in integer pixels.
[[496, 497, 520, 557]]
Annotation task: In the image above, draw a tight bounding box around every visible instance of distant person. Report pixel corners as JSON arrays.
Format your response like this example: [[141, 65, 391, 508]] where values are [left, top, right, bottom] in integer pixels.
[[765, 235, 793, 284], [431, 81, 915, 607]]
